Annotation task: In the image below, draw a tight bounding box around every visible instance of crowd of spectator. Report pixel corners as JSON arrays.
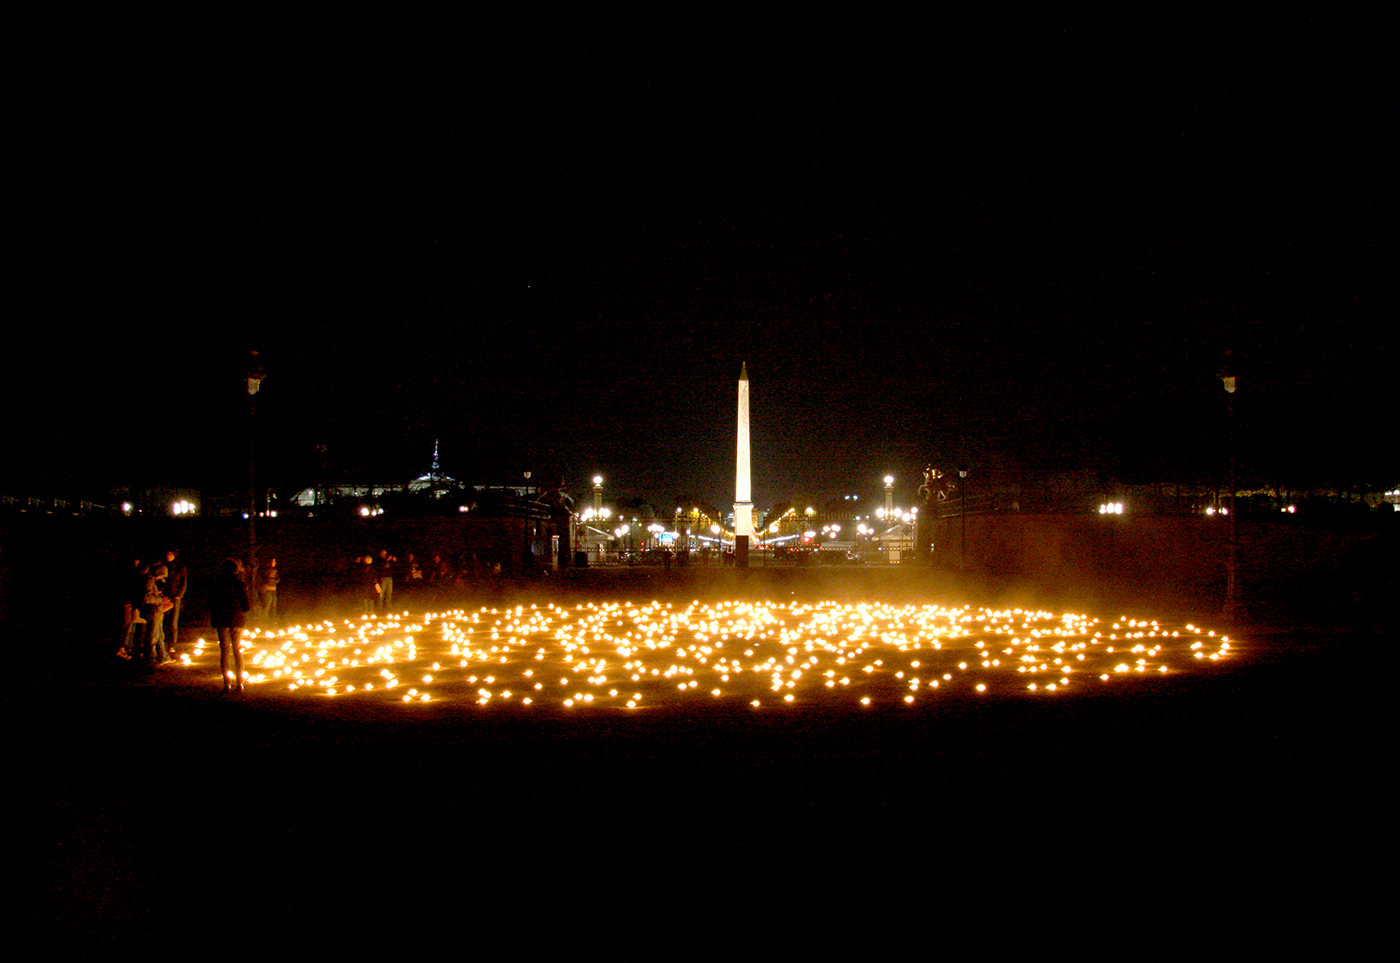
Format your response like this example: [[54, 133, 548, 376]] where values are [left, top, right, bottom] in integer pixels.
[[115, 545, 517, 677]]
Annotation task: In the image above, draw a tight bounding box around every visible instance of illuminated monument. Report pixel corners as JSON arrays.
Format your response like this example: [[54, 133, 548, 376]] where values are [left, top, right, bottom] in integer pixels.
[[734, 362, 753, 567]]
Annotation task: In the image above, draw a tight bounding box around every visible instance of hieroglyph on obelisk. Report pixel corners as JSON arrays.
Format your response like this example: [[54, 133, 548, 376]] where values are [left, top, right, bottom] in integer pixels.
[[734, 362, 753, 567]]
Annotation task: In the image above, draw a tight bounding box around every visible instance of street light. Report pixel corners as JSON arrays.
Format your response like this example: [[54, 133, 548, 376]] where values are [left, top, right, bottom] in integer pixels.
[[522, 471, 533, 573], [1220, 354, 1244, 622], [246, 351, 266, 569], [958, 464, 968, 565]]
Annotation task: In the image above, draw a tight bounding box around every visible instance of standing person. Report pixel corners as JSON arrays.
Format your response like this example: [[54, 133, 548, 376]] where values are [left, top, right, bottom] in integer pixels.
[[358, 555, 381, 615], [142, 563, 172, 664], [258, 557, 280, 624], [244, 558, 261, 618], [118, 558, 147, 660], [162, 549, 188, 655], [375, 549, 397, 612], [429, 553, 454, 607], [209, 559, 251, 692]]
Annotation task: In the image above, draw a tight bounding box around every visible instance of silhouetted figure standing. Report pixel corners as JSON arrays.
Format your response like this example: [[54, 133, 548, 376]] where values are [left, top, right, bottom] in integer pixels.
[[162, 549, 188, 653], [376, 549, 397, 612], [429, 553, 454, 607], [258, 558, 280, 623], [117, 558, 147, 660], [142, 563, 172, 663], [209, 559, 251, 692], [357, 555, 381, 614]]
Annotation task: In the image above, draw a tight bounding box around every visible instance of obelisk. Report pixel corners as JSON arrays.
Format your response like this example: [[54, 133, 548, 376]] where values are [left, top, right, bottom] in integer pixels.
[[734, 362, 753, 568]]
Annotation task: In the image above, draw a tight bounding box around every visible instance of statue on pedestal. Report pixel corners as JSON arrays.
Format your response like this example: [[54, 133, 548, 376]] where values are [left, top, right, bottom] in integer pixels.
[[914, 464, 957, 565]]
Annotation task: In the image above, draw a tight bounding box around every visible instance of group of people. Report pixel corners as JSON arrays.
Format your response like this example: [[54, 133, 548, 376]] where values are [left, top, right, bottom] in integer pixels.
[[117, 551, 280, 693], [115, 546, 510, 691], [118, 550, 188, 665], [347, 549, 494, 612]]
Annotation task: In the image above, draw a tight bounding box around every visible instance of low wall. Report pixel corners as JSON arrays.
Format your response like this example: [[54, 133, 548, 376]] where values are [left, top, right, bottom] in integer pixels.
[[932, 512, 1391, 622]]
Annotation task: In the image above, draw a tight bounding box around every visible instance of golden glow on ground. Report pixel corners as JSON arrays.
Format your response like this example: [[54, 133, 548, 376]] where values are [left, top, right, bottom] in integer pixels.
[[181, 601, 1233, 709]]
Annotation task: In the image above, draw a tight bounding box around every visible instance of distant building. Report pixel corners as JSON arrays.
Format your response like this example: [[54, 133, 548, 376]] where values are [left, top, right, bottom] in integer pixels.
[[293, 441, 469, 509]]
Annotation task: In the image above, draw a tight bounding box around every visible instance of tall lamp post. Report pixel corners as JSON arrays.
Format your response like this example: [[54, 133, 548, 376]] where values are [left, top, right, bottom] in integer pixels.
[[246, 351, 266, 569], [1220, 357, 1244, 622], [592, 476, 604, 561], [522, 470, 532, 573], [958, 464, 968, 566]]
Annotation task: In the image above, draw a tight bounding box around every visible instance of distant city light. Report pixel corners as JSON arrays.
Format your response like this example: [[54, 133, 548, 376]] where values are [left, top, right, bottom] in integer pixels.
[[1098, 502, 1125, 515]]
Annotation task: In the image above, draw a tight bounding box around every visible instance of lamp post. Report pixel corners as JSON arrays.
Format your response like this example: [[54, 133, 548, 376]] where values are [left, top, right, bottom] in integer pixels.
[[1220, 356, 1244, 622], [246, 351, 266, 570], [522, 470, 532, 573], [958, 464, 968, 566], [591, 475, 604, 560], [884, 475, 894, 519]]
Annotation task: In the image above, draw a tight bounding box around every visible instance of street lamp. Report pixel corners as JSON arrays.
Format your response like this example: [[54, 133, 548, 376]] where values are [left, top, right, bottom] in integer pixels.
[[1220, 355, 1244, 622], [958, 464, 968, 565], [884, 475, 894, 519], [522, 471, 533, 572], [246, 351, 266, 569]]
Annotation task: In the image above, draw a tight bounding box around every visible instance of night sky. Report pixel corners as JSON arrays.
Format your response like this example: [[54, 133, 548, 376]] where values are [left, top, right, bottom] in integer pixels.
[[10, 15, 1392, 510]]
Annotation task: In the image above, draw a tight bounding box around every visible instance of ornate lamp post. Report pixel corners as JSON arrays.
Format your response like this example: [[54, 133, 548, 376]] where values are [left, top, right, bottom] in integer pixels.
[[522, 470, 533, 572], [1220, 356, 1244, 621], [958, 464, 969, 565], [246, 351, 266, 569]]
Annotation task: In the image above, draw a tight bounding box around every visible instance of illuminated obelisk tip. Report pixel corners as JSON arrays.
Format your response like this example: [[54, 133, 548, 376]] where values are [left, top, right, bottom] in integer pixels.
[[734, 362, 753, 568]]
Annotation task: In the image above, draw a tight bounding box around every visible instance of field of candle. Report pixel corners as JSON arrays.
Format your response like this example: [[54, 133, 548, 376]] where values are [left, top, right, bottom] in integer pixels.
[[180, 599, 1234, 708]]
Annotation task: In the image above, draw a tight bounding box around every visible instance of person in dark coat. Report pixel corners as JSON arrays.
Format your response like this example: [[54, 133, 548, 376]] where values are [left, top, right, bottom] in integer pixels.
[[209, 559, 252, 692], [162, 549, 188, 654], [375, 549, 397, 612], [357, 555, 382, 614]]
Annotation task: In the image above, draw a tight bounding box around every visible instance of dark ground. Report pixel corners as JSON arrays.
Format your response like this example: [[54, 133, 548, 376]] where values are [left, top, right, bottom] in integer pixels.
[[11, 570, 1387, 955]]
